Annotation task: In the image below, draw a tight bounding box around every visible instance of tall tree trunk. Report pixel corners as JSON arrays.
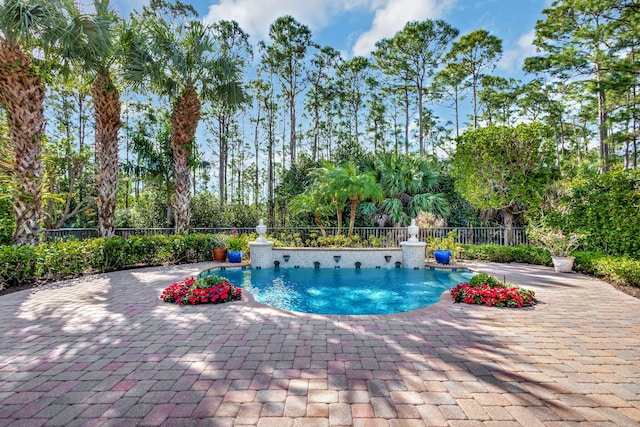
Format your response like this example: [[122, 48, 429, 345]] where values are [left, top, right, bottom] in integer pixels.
[[354, 103, 360, 146], [218, 116, 227, 206], [78, 92, 87, 203], [314, 214, 326, 237], [92, 71, 121, 238], [289, 92, 296, 162], [0, 41, 45, 245], [348, 197, 358, 237], [454, 86, 460, 138], [253, 106, 261, 206], [373, 118, 379, 153], [312, 102, 319, 161], [502, 209, 514, 246], [472, 73, 479, 129], [595, 63, 609, 172], [417, 85, 424, 155], [266, 100, 275, 225], [404, 85, 410, 155], [171, 85, 201, 234]]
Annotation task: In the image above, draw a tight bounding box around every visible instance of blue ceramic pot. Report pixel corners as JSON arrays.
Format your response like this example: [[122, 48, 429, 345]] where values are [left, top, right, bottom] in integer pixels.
[[227, 250, 243, 263], [433, 249, 451, 265]]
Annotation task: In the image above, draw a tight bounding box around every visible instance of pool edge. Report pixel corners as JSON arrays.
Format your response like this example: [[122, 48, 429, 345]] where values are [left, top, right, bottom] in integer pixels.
[[201, 265, 471, 320]]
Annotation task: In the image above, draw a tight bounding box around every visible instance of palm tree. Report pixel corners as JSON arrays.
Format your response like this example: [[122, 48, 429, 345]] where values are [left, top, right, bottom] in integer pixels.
[[0, 0, 113, 243], [310, 163, 347, 235], [60, 0, 121, 237], [0, 0, 65, 245], [288, 189, 332, 237], [331, 163, 383, 237], [365, 153, 449, 226], [125, 5, 244, 234], [311, 162, 383, 237]]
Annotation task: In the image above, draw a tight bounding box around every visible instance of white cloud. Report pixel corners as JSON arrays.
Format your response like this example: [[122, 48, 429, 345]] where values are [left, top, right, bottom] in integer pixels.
[[202, 0, 358, 41], [498, 30, 537, 74], [351, 0, 456, 57]]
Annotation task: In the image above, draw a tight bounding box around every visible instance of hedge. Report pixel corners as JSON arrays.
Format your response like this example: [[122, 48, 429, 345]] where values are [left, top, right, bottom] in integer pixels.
[[0, 234, 219, 291], [462, 244, 640, 288], [1, 237, 639, 292]]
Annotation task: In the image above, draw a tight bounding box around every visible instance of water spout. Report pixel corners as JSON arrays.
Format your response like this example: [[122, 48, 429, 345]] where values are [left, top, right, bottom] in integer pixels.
[[333, 255, 341, 263], [283, 255, 290, 263]]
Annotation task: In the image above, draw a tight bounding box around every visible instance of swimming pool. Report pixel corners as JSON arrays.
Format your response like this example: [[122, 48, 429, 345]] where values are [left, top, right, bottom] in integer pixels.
[[215, 267, 473, 315]]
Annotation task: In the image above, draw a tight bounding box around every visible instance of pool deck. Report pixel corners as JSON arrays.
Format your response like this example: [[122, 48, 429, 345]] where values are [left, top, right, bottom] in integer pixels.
[[0, 261, 639, 426]]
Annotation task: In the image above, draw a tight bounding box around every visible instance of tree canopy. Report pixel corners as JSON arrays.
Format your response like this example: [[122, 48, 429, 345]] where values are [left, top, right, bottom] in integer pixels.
[[452, 122, 558, 240], [0, 0, 638, 257]]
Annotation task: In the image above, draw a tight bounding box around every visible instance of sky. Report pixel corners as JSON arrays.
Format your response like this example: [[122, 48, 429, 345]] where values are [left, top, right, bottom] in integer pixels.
[[114, 0, 550, 79]]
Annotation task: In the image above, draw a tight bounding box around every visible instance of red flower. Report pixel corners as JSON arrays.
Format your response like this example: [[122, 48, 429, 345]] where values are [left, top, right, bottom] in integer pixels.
[[450, 281, 536, 308], [160, 275, 242, 305]]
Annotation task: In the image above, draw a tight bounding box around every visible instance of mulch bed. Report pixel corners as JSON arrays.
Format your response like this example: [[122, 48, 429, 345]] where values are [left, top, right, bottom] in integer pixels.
[[0, 283, 39, 297], [609, 282, 640, 300]]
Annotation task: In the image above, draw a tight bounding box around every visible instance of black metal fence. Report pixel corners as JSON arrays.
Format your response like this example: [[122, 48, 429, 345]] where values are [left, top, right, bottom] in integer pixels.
[[43, 226, 528, 246]]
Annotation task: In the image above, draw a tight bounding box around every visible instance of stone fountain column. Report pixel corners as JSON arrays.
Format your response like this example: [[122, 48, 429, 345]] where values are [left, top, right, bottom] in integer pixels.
[[400, 218, 427, 269], [248, 219, 274, 268]]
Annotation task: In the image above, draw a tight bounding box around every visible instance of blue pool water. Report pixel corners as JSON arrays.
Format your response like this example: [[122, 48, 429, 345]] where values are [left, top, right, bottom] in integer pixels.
[[218, 267, 474, 315]]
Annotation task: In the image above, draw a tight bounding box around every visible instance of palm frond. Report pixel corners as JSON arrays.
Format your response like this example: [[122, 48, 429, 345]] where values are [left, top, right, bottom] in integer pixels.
[[0, 0, 49, 46]]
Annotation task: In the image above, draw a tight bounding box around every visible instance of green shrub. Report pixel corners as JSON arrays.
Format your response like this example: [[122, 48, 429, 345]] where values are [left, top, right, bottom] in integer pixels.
[[0, 245, 38, 290], [462, 244, 552, 265], [543, 168, 640, 259], [4, 236, 640, 293], [270, 233, 369, 248], [469, 273, 504, 288], [35, 239, 90, 281], [574, 252, 640, 288], [463, 245, 640, 289], [0, 233, 222, 290], [315, 234, 363, 248], [0, 218, 13, 246]]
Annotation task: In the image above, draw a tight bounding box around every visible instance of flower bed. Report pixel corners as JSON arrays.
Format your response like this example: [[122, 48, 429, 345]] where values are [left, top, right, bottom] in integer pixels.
[[450, 273, 537, 308], [161, 274, 242, 305]]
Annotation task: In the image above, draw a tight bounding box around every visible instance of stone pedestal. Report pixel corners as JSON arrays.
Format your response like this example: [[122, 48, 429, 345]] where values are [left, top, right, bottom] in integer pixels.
[[400, 241, 427, 269], [248, 241, 274, 268]]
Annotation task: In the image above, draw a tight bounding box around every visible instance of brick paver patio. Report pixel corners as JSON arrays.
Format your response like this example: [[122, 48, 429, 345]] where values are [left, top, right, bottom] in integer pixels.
[[0, 261, 639, 426]]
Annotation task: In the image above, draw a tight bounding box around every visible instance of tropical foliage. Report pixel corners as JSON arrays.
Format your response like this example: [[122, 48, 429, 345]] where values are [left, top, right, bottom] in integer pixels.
[[0, 0, 637, 275], [365, 153, 449, 226]]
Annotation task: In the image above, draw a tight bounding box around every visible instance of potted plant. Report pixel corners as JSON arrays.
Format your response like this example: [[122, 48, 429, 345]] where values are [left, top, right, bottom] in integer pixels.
[[211, 234, 228, 262], [427, 231, 463, 265], [226, 234, 248, 263], [527, 226, 584, 272]]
